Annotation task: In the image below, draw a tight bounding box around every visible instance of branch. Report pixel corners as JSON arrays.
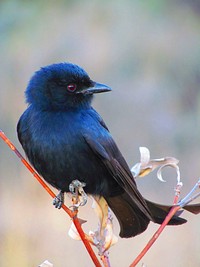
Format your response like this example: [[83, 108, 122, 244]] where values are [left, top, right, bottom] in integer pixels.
[[130, 180, 200, 266], [129, 205, 180, 267], [0, 130, 102, 267]]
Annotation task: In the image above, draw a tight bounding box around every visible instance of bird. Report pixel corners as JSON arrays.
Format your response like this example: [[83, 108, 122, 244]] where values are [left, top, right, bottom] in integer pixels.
[[17, 62, 198, 238]]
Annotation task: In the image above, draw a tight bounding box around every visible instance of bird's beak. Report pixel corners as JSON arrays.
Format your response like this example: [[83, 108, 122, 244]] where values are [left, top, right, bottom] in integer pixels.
[[80, 82, 112, 95]]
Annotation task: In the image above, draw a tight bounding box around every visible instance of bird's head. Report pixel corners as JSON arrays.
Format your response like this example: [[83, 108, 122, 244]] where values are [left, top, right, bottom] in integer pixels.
[[25, 63, 111, 110]]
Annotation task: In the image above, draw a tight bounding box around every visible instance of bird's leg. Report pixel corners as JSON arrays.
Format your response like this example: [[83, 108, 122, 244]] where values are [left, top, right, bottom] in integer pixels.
[[53, 190, 64, 209], [69, 179, 87, 208]]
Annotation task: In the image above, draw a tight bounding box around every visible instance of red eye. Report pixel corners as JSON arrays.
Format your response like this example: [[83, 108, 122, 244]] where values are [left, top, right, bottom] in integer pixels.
[[67, 84, 77, 92]]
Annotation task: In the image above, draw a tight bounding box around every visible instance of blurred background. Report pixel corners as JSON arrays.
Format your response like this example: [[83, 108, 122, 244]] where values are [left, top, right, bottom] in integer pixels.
[[0, 0, 200, 266]]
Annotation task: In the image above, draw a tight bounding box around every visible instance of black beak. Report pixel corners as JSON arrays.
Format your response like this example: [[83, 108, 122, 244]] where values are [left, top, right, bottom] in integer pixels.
[[80, 82, 112, 95]]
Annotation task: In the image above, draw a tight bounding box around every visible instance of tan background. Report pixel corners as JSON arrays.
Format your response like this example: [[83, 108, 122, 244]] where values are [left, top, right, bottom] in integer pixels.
[[0, 1, 200, 266]]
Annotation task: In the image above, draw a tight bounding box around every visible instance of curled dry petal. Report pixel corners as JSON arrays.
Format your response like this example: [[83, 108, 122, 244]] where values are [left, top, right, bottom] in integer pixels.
[[103, 209, 118, 251], [92, 196, 118, 253], [157, 163, 182, 185], [68, 196, 118, 253], [131, 147, 182, 186], [92, 196, 109, 234], [139, 146, 150, 165]]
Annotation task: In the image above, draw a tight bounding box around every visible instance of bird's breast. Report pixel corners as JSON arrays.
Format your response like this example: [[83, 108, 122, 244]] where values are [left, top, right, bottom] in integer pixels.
[[24, 109, 112, 195]]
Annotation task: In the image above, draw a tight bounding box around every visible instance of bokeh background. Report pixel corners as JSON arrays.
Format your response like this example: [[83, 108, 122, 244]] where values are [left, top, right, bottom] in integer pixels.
[[0, 0, 200, 266]]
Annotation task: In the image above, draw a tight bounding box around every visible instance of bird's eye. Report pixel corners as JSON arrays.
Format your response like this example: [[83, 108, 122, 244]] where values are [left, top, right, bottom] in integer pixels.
[[67, 84, 77, 92]]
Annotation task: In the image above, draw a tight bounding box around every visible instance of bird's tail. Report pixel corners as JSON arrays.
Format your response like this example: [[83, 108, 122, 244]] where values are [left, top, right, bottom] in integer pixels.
[[106, 192, 187, 238], [106, 192, 150, 238], [145, 199, 187, 225], [146, 199, 200, 223]]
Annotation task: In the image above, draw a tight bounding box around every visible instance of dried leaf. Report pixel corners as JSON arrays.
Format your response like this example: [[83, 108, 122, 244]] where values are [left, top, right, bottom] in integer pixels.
[[140, 147, 150, 165], [103, 210, 118, 251], [131, 147, 182, 185], [92, 196, 118, 253], [157, 163, 181, 184], [131, 162, 142, 177], [68, 196, 118, 254], [138, 166, 153, 177], [92, 196, 109, 233]]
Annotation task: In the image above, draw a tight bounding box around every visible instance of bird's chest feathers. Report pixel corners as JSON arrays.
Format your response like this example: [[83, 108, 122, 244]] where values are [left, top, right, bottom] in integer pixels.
[[26, 109, 107, 188], [29, 109, 102, 158], [31, 111, 83, 150]]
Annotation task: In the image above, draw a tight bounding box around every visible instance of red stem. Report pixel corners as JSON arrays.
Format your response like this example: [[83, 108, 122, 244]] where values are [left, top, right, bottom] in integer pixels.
[[130, 205, 180, 267], [0, 130, 102, 267], [129, 177, 183, 266]]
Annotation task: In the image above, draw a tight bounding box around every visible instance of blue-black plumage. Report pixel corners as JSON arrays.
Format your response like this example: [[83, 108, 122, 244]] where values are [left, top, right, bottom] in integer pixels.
[[17, 62, 187, 238]]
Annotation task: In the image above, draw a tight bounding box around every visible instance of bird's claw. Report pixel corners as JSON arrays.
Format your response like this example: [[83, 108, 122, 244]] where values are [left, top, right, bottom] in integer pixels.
[[69, 179, 87, 208], [53, 191, 64, 209]]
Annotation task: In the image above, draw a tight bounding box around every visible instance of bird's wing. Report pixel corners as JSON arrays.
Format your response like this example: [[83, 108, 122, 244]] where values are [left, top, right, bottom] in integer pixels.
[[83, 132, 153, 221], [89, 108, 110, 131]]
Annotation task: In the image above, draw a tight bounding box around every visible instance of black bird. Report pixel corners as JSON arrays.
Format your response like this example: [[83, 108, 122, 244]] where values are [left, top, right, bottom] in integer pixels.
[[17, 63, 195, 238]]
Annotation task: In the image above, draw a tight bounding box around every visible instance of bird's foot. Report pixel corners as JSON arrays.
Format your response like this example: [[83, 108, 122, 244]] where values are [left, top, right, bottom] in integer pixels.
[[69, 180, 87, 208], [53, 190, 64, 209]]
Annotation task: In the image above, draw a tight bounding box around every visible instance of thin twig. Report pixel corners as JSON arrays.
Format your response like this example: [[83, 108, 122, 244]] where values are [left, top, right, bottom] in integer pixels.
[[130, 177, 200, 266], [173, 183, 182, 205], [130, 181, 183, 266], [178, 178, 200, 207], [129, 205, 181, 267], [0, 130, 102, 267], [100, 253, 111, 267]]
